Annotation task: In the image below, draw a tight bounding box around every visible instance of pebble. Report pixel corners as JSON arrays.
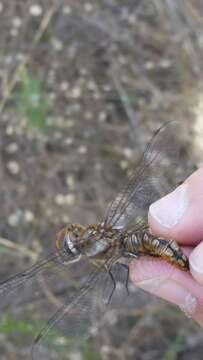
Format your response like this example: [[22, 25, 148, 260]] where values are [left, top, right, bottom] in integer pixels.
[[5, 125, 14, 136], [62, 5, 72, 15], [55, 193, 75, 206], [8, 209, 34, 226], [29, 4, 43, 17], [10, 28, 19, 37], [7, 161, 20, 175], [24, 210, 34, 223], [64, 137, 74, 146], [6, 143, 19, 154], [8, 210, 22, 227], [12, 17, 22, 28], [120, 160, 129, 170], [64, 194, 75, 205], [84, 3, 93, 12], [51, 38, 63, 52], [98, 111, 107, 122], [60, 81, 69, 92], [123, 147, 133, 159], [66, 175, 75, 190], [77, 145, 87, 155], [84, 111, 93, 120], [55, 194, 65, 206], [145, 61, 155, 70], [159, 59, 172, 69], [62, 215, 70, 224], [71, 87, 82, 99]]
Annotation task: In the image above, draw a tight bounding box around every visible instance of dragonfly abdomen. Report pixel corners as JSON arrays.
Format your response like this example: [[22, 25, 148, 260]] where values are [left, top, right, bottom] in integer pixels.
[[124, 231, 189, 271]]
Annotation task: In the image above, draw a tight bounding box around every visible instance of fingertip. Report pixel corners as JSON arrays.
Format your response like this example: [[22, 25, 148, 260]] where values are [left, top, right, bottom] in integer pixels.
[[149, 168, 203, 245]]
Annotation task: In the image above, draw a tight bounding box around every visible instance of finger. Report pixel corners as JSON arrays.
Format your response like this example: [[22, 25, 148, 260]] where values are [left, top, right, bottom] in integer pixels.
[[190, 242, 203, 285], [129, 256, 203, 325], [149, 168, 203, 245]]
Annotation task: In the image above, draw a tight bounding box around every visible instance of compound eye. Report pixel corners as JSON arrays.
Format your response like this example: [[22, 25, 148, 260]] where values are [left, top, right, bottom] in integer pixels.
[[73, 231, 79, 239], [64, 231, 79, 256], [56, 228, 66, 251]]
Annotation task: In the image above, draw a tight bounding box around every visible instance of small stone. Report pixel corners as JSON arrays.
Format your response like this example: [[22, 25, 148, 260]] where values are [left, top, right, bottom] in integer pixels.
[[65, 194, 75, 205], [145, 61, 155, 70], [10, 28, 19, 37], [120, 160, 129, 170], [16, 53, 26, 62], [24, 210, 34, 223], [84, 111, 93, 120], [12, 17, 22, 28], [5, 125, 14, 135], [84, 3, 93, 12], [79, 67, 88, 76], [55, 194, 65, 206], [62, 215, 70, 223], [98, 111, 107, 122], [71, 87, 82, 99], [62, 5, 72, 15], [159, 59, 172, 69], [128, 14, 136, 25], [103, 84, 112, 92], [29, 4, 43, 16], [51, 38, 63, 52], [6, 143, 18, 154], [0, 2, 3, 12], [7, 161, 20, 175], [86, 80, 97, 92], [60, 81, 69, 92], [66, 175, 75, 190], [8, 210, 22, 227], [64, 137, 74, 146], [123, 147, 133, 159], [77, 145, 87, 155]]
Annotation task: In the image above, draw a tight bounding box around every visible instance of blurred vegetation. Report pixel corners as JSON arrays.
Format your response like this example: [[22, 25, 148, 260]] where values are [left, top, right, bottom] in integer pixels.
[[16, 69, 49, 132]]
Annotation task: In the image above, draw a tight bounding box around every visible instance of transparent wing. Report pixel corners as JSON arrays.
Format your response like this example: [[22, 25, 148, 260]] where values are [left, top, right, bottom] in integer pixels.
[[31, 259, 117, 360], [0, 253, 57, 296], [0, 248, 81, 311], [104, 121, 182, 230]]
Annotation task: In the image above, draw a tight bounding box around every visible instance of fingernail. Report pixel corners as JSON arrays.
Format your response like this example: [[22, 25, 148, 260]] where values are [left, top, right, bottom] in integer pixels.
[[149, 184, 188, 228], [190, 243, 203, 284]]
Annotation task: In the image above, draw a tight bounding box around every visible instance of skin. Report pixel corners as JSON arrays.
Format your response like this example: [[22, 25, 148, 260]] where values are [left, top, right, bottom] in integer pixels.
[[129, 168, 203, 327]]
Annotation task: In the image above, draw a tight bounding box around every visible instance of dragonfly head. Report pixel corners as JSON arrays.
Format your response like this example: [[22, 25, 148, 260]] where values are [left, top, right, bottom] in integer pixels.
[[56, 224, 85, 259]]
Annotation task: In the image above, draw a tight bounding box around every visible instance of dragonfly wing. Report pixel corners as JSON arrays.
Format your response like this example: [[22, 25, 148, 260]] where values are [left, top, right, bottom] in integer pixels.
[[104, 121, 183, 230], [31, 260, 115, 359], [0, 248, 80, 310]]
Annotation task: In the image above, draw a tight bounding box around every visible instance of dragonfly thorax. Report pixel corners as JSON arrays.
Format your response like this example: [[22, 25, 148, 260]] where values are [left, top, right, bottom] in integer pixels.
[[56, 223, 124, 262]]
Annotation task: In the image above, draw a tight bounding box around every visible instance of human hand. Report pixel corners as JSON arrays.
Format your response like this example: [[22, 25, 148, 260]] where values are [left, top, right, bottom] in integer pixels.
[[129, 168, 203, 327]]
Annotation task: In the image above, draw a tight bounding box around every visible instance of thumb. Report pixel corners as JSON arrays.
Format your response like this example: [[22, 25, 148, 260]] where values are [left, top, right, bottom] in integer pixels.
[[148, 168, 203, 245]]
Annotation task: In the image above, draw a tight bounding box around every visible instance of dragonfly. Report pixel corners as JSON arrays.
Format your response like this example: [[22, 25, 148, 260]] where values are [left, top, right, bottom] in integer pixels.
[[0, 122, 189, 359]]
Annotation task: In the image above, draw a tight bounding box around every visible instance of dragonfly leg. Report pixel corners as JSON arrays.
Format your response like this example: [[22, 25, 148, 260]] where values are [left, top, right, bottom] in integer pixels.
[[107, 269, 116, 305], [123, 251, 139, 258], [119, 263, 130, 295]]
